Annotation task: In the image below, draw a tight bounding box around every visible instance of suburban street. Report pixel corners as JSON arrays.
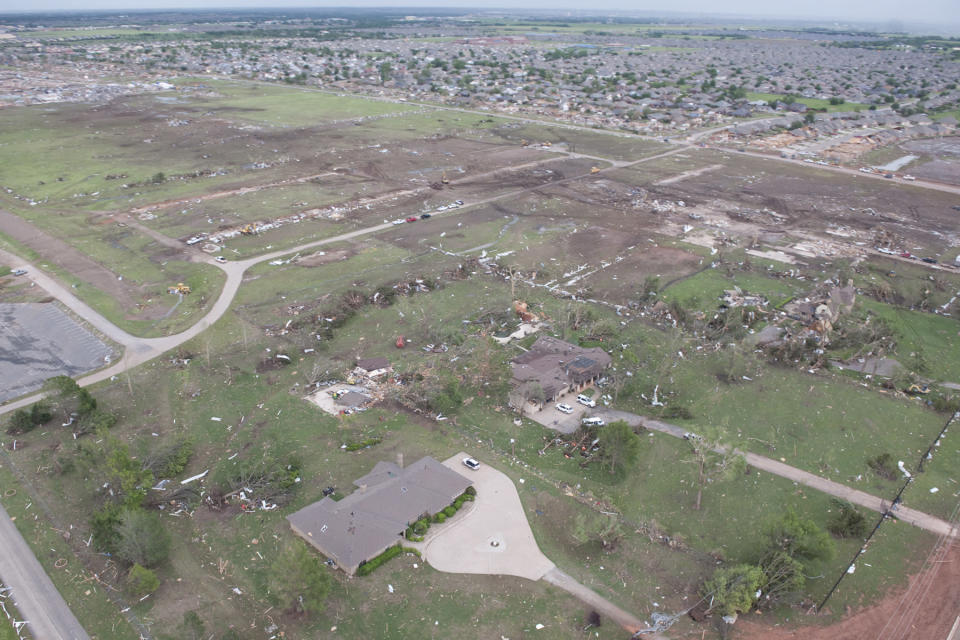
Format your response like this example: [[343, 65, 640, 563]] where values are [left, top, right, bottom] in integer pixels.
[[0, 502, 89, 640]]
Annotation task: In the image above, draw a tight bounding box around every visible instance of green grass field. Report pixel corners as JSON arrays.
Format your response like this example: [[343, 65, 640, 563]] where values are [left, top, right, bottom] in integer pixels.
[[176, 79, 417, 126]]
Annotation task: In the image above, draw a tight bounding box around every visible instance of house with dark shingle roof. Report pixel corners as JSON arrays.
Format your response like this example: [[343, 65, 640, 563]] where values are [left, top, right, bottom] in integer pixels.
[[287, 456, 472, 574], [508, 336, 611, 412]]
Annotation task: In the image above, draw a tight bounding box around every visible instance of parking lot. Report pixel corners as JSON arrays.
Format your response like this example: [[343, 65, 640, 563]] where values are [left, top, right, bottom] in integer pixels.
[[0, 303, 114, 403]]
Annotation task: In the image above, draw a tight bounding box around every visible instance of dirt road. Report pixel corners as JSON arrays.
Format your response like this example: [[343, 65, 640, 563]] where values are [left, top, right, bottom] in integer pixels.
[[0, 502, 89, 639], [596, 409, 958, 539]]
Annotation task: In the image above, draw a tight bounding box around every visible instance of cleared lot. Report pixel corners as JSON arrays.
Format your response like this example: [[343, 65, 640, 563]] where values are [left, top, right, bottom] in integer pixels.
[[0, 303, 113, 403]]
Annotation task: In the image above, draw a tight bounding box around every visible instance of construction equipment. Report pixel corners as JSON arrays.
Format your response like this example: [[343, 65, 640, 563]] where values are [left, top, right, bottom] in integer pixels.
[[441, 171, 450, 185], [240, 224, 256, 236], [590, 166, 600, 174], [520, 139, 530, 147], [168, 282, 191, 295], [907, 384, 930, 395]]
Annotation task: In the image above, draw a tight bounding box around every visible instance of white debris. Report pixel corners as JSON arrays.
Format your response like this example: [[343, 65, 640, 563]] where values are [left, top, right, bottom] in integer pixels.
[[388, 584, 394, 593], [898, 460, 912, 478], [210, 417, 222, 422], [930, 487, 939, 493], [180, 470, 209, 485], [535, 624, 545, 630], [847, 564, 856, 574], [232, 587, 242, 595]]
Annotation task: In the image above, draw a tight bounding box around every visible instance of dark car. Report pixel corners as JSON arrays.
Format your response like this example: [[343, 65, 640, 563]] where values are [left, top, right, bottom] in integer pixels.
[[420, 213, 431, 219], [921, 257, 937, 264]]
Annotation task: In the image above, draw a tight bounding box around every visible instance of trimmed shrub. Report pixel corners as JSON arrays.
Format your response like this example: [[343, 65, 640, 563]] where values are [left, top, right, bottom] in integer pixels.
[[454, 498, 464, 509], [464, 486, 476, 497], [443, 506, 456, 518], [412, 519, 429, 535], [433, 512, 446, 524]]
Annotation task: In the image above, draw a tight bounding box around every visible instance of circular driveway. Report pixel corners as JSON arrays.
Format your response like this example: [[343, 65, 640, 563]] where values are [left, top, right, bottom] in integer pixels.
[[415, 453, 555, 581]]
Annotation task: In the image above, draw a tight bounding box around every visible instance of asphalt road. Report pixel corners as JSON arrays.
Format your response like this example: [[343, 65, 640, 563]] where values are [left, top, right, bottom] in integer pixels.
[[0, 502, 89, 639]]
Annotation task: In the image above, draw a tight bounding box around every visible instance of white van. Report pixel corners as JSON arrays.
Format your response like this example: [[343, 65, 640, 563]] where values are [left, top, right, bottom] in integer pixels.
[[582, 416, 604, 427], [577, 394, 596, 408]]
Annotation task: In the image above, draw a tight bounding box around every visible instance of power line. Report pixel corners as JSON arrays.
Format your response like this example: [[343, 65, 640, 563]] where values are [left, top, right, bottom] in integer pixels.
[[817, 410, 959, 614]]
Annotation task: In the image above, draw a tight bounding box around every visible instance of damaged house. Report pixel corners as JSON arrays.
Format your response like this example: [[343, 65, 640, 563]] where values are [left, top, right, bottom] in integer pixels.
[[508, 336, 611, 413]]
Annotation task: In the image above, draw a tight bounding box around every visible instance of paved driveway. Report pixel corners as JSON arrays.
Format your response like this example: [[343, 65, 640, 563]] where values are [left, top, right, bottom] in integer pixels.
[[527, 393, 601, 434], [415, 453, 555, 580]]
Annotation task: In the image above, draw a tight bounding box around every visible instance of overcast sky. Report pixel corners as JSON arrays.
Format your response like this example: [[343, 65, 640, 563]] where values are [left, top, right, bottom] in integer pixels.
[[0, 0, 957, 29]]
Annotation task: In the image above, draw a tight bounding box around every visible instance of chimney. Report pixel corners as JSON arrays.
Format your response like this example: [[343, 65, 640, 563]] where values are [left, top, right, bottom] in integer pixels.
[[396, 452, 404, 469]]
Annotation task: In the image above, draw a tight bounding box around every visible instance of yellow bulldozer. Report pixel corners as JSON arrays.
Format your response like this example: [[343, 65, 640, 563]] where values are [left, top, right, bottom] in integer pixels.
[[240, 224, 256, 236], [168, 282, 191, 295], [441, 171, 450, 185], [590, 166, 601, 174]]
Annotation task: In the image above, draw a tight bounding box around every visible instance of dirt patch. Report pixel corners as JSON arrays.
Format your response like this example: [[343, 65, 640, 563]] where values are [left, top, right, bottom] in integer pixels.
[[0, 209, 140, 308], [737, 540, 960, 640]]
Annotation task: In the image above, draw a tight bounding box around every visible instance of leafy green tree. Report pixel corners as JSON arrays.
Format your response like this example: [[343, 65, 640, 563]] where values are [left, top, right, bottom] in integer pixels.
[[827, 499, 868, 538], [686, 428, 746, 510], [6, 409, 35, 435], [270, 541, 332, 615], [702, 564, 764, 616], [115, 509, 170, 568], [90, 504, 123, 552], [598, 420, 641, 475], [764, 508, 834, 564], [757, 550, 805, 609], [29, 401, 53, 426], [127, 563, 160, 597], [378, 61, 392, 84], [104, 438, 154, 508]]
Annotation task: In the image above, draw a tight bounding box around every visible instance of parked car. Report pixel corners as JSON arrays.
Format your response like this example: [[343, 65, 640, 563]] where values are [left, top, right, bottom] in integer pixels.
[[921, 257, 938, 264], [214, 256, 227, 263], [391, 219, 405, 225], [582, 416, 605, 426], [12, 268, 27, 276], [556, 403, 574, 414], [405, 216, 418, 223], [462, 457, 480, 471], [454, 200, 464, 206], [420, 213, 432, 219], [576, 394, 596, 408]]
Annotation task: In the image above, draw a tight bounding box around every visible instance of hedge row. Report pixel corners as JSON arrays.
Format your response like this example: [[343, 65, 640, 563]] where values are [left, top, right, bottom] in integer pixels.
[[357, 544, 403, 576]]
